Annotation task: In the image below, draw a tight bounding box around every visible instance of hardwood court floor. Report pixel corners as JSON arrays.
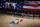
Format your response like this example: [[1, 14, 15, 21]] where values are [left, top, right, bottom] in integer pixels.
[[0, 14, 40, 27]]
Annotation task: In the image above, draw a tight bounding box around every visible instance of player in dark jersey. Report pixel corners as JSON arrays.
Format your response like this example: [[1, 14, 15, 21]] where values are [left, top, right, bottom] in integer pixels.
[[39, 12, 40, 18], [33, 11, 35, 19]]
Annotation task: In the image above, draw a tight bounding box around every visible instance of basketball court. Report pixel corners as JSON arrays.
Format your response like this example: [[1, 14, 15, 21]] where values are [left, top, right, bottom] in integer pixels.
[[0, 14, 40, 27]]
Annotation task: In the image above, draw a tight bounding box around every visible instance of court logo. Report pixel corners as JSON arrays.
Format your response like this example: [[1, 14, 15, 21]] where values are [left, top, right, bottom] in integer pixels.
[[9, 19, 23, 24]]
